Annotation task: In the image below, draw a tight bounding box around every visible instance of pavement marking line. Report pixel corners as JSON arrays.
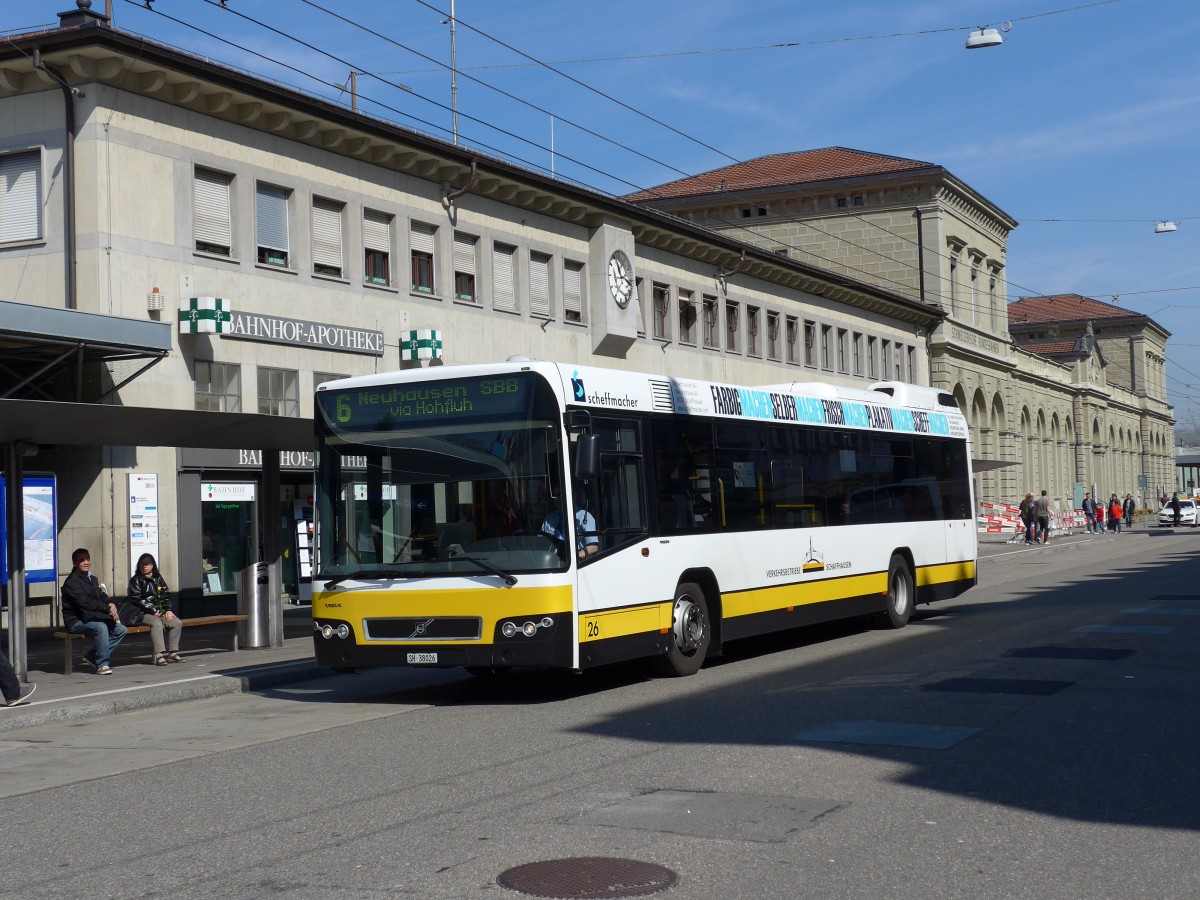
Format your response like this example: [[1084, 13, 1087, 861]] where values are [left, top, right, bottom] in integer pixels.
[[10, 673, 226, 707]]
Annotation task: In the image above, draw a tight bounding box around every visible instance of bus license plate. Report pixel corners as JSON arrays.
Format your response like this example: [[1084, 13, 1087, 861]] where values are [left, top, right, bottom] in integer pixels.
[[407, 652, 437, 664]]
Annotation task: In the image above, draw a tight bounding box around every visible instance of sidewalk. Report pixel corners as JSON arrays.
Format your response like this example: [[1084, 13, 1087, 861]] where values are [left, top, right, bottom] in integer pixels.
[[0, 605, 326, 734]]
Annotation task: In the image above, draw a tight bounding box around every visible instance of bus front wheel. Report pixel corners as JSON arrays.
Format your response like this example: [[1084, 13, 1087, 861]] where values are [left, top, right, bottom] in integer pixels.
[[876, 554, 914, 629], [658, 582, 711, 677]]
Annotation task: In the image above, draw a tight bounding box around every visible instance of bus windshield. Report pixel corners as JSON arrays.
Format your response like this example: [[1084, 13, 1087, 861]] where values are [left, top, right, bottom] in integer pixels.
[[314, 372, 569, 580]]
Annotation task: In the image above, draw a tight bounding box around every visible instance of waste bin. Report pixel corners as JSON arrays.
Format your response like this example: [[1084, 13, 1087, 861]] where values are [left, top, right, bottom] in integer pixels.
[[237, 562, 271, 648]]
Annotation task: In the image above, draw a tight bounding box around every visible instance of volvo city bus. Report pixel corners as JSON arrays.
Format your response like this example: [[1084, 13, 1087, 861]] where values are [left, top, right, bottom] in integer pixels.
[[311, 358, 976, 676]]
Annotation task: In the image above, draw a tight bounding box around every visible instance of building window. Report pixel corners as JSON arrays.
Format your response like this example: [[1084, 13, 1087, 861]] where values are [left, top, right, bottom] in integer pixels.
[[314, 372, 348, 391], [804, 320, 816, 367], [311, 197, 344, 278], [820, 324, 832, 370], [678, 290, 696, 344], [194, 361, 241, 412], [907, 345, 917, 383], [767, 311, 780, 360], [410, 222, 436, 294], [453, 232, 478, 302], [652, 283, 670, 340], [255, 182, 290, 267], [363, 209, 392, 286], [948, 253, 959, 314], [747, 306, 761, 356], [852, 194, 865, 206], [530, 251, 552, 318], [492, 242, 517, 312], [868, 336, 878, 379], [725, 301, 740, 353], [193, 166, 230, 256], [257, 366, 299, 417], [785, 315, 799, 364], [702, 295, 718, 348], [894, 344, 904, 381], [852, 332, 863, 376], [563, 260, 584, 322], [970, 261, 980, 324], [881, 340, 892, 379], [837, 328, 848, 373], [635, 278, 646, 337]]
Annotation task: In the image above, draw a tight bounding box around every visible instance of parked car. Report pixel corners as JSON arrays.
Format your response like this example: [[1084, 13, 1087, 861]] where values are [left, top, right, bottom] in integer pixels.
[[1158, 499, 1198, 527]]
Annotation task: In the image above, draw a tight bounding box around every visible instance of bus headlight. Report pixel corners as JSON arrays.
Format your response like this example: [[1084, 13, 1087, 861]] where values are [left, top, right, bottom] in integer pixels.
[[336, 623, 350, 639], [321, 624, 334, 639], [502, 621, 518, 638], [499, 616, 555, 639], [522, 621, 538, 637]]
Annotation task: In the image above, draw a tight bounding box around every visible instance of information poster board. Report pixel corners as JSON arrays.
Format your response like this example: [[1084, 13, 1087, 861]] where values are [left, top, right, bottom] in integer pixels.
[[0, 474, 58, 585], [128, 473, 161, 578]]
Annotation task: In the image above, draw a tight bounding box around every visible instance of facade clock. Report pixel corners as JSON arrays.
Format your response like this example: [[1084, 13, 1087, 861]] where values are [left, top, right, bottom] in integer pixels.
[[607, 249, 634, 309]]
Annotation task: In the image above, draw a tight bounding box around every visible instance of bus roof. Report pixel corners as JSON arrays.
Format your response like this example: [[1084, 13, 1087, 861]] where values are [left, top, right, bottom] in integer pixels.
[[318, 359, 969, 442]]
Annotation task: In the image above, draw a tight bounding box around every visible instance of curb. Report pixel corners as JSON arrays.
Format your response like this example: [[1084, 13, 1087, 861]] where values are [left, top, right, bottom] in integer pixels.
[[0, 659, 330, 734]]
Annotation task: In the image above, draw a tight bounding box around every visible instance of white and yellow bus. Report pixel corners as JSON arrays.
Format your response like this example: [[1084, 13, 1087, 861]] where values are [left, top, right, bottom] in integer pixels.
[[312, 358, 976, 676]]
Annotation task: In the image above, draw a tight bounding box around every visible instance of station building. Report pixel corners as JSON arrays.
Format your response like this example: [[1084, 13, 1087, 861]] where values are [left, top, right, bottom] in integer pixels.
[[627, 151, 1176, 508], [0, 6, 944, 628]]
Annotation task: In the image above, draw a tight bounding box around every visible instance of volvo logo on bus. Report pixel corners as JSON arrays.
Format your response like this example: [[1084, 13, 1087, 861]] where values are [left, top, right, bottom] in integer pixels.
[[409, 619, 434, 639]]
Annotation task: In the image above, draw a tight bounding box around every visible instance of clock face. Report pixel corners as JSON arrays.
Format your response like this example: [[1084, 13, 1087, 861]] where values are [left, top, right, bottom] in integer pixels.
[[607, 249, 634, 309]]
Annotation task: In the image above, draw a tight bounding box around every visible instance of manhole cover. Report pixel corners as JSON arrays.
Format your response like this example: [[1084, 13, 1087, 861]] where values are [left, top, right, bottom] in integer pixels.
[[498, 857, 677, 898]]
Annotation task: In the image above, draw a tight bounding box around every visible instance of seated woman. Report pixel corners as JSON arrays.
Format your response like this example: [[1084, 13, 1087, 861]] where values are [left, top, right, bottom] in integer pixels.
[[126, 553, 183, 665]]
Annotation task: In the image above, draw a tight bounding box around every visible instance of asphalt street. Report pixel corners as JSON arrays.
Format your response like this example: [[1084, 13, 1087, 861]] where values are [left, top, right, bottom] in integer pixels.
[[3, 526, 1199, 899]]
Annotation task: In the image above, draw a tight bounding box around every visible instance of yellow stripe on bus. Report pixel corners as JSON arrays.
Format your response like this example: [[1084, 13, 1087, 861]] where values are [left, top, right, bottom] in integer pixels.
[[580, 602, 673, 643], [916, 560, 976, 586], [724, 572, 888, 618], [313, 585, 572, 644]]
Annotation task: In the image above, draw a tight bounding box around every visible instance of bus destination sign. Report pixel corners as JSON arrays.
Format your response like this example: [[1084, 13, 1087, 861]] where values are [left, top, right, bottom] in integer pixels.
[[320, 375, 531, 431]]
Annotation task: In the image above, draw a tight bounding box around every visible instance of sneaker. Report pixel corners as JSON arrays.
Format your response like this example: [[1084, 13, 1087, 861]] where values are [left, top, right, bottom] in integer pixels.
[[4, 684, 36, 707], [96, 665, 113, 676]]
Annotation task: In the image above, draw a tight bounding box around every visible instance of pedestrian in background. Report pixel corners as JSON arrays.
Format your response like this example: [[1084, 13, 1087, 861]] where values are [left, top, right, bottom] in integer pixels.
[[61, 548, 127, 675], [124, 553, 184, 665], [1123, 494, 1135, 529], [1034, 490, 1051, 544], [1096, 500, 1106, 534], [1019, 492, 1035, 544], [1109, 494, 1124, 534], [1082, 492, 1097, 534], [0, 647, 35, 707]]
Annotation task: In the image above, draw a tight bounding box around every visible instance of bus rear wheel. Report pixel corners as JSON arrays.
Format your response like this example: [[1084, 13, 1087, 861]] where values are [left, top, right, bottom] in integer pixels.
[[658, 582, 711, 677], [876, 554, 914, 629]]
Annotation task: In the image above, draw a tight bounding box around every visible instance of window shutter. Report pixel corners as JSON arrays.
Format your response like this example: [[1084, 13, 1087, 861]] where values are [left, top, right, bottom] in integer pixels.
[[362, 210, 390, 252], [411, 222, 435, 254], [529, 253, 550, 316], [0, 150, 42, 243], [193, 168, 231, 250], [563, 261, 582, 319], [256, 184, 289, 253], [453, 232, 476, 274], [492, 243, 516, 312], [311, 198, 343, 270]]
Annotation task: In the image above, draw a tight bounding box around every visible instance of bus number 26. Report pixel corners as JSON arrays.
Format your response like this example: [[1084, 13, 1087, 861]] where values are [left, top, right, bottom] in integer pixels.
[[586, 620, 600, 639]]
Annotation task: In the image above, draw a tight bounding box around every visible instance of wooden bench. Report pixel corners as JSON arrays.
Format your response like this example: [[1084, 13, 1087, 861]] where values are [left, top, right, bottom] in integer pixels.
[[52, 614, 250, 674]]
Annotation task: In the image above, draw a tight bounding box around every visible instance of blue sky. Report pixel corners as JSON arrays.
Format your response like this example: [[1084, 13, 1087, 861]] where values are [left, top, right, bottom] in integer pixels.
[[16, 0, 1200, 429]]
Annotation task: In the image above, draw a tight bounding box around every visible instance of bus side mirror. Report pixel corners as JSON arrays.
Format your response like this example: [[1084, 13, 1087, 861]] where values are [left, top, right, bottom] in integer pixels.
[[575, 434, 600, 481]]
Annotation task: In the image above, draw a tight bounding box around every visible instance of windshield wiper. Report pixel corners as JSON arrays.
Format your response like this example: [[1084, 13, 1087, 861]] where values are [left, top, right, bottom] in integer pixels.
[[451, 554, 518, 586], [323, 567, 412, 590]]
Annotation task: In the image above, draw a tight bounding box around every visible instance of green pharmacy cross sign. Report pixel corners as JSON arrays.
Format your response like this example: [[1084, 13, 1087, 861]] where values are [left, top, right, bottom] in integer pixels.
[[401, 328, 443, 360], [179, 297, 232, 334]]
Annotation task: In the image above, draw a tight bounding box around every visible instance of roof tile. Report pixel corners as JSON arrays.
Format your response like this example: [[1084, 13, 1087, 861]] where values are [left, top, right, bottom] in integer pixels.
[[1008, 294, 1140, 325]]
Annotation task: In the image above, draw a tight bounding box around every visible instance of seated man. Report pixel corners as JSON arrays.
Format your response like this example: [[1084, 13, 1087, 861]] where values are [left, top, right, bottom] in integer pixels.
[[62, 548, 127, 675], [541, 494, 600, 560]]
